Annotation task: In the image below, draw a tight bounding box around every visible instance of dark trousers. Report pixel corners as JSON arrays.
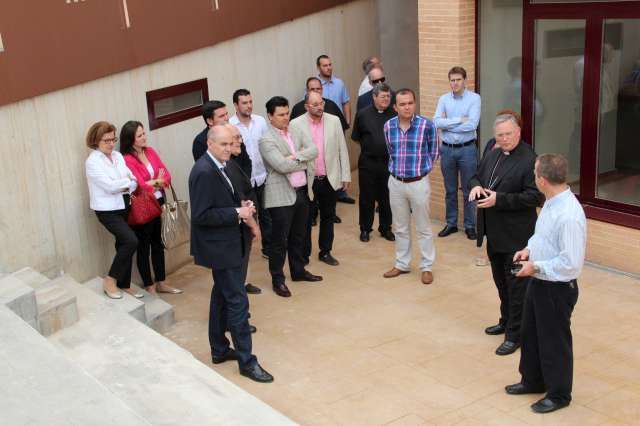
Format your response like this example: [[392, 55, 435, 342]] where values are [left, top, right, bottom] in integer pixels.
[[268, 188, 309, 285], [131, 198, 165, 288], [305, 177, 338, 258], [95, 209, 138, 289], [487, 247, 528, 343], [519, 278, 579, 404], [358, 159, 392, 233], [240, 236, 252, 285], [209, 267, 256, 369], [254, 183, 272, 256]]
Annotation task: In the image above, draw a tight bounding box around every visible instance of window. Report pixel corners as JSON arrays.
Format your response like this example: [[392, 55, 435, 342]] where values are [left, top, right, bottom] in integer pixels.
[[146, 78, 208, 130]]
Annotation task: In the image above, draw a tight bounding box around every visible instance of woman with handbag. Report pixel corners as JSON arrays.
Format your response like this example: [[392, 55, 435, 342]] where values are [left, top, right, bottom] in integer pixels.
[[121, 121, 183, 295], [85, 121, 141, 299]]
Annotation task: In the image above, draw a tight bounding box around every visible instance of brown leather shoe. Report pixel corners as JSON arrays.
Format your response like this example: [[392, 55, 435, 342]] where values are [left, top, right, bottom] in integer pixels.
[[421, 271, 434, 285], [383, 267, 410, 278]]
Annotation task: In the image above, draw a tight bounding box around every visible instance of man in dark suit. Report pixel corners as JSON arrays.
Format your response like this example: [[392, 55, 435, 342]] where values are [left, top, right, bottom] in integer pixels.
[[189, 124, 273, 383], [468, 113, 543, 356]]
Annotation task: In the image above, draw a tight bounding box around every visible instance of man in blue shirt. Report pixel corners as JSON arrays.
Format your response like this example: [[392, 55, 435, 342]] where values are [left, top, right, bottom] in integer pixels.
[[434, 66, 481, 240], [506, 153, 586, 414]]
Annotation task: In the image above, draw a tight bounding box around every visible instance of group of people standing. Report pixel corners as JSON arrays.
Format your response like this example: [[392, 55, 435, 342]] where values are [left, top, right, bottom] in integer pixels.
[[85, 121, 183, 300], [84, 54, 587, 414]]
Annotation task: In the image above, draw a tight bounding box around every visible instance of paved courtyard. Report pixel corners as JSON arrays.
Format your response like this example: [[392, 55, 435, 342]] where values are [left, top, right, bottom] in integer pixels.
[[163, 196, 640, 425]]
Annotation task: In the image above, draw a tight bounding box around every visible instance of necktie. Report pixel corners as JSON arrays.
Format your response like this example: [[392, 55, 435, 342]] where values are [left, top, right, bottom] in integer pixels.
[[220, 166, 234, 193]]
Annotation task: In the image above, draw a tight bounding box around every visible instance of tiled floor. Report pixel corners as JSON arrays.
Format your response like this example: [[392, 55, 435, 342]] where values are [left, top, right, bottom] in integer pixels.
[[163, 198, 640, 425]]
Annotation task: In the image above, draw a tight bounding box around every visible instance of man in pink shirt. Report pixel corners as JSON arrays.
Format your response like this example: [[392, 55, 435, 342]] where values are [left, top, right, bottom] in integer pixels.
[[259, 96, 323, 298], [290, 92, 351, 266]]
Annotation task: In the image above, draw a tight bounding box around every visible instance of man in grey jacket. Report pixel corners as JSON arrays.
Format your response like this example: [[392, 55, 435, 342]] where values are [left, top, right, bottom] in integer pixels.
[[259, 96, 323, 298]]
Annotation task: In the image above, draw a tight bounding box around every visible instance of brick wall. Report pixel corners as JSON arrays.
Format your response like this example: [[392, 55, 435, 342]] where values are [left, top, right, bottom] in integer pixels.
[[418, 0, 476, 225], [417, 0, 640, 275]]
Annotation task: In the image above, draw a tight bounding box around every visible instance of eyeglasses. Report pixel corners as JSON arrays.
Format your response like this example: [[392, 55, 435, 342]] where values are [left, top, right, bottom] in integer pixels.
[[371, 77, 386, 84], [100, 137, 118, 144]]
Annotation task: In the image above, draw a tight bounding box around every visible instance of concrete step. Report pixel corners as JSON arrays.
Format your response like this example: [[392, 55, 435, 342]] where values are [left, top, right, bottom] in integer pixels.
[[49, 275, 294, 425], [0, 305, 150, 425], [130, 283, 175, 333], [11, 268, 79, 336], [0, 275, 38, 331], [83, 277, 147, 324]]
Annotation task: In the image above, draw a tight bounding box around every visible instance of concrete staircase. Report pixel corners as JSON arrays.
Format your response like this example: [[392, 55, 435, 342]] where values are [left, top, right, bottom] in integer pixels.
[[0, 270, 294, 425]]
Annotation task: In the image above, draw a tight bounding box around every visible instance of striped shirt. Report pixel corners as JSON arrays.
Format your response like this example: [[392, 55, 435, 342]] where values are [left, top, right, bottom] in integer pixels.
[[384, 115, 439, 178], [528, 188, 587, 282]]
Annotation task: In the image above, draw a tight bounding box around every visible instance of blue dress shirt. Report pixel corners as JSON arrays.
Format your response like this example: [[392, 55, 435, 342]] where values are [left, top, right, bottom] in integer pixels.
[[434, 90, 481, 144], [527, 188, 586, 282], [319, 75, 350, 113]]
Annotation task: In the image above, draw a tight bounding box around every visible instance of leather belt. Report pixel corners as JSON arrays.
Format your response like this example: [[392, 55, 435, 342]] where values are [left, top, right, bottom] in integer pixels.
[[442, 140, 476, 148], [315, 175, 327, 180], [392, 174, 426, 183]]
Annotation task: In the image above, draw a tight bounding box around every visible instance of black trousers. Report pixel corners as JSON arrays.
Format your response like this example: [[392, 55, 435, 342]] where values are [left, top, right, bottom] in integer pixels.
[[209, 267, 256, 369], [240, 236, 252, 285], [254, 183, 272, 256], [487, 246, 528, 343], [358, 159, 392, 233], [267, 187, 309, 285], [519, 278, 579, 404], [131, 197, 165, 287], [95, 208, 138, 289], [305, 177, 338, 258]]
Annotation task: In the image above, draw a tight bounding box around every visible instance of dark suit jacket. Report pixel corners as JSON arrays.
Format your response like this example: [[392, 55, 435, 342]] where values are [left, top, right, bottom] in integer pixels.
[[188, 153, 244, 270], [468, 141, 543, 252], [193, 126, 252, 168], [226, 159, 257, 246]]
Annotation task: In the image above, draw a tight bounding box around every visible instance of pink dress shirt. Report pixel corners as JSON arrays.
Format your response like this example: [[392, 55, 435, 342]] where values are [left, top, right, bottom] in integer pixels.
[[309, 115, 326, 176], [278, 128, 307, 188]]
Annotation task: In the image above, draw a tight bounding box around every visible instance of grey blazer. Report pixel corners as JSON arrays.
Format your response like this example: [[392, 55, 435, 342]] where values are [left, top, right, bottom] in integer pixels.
[[289, 112, 351, 197], [259, 124, 318, 209]]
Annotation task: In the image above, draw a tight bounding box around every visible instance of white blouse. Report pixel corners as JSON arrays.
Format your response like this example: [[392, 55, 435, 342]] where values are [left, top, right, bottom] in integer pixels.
[[85, 149, 137, 211]]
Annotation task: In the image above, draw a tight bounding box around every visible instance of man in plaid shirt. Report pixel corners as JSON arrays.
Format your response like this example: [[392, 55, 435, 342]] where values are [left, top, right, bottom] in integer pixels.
[[382, 88, 439, 285]]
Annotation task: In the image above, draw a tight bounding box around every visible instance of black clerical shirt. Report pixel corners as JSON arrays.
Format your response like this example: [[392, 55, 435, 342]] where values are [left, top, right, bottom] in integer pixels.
[[351, 105, 397, 160]]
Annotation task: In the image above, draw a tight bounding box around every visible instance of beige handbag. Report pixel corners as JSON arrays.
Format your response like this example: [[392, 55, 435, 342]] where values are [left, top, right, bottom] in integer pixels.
[[161, 184, 190, 249]]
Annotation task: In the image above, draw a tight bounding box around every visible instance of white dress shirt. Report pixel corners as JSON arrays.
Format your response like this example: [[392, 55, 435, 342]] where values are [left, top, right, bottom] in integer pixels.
[[86, 149, 137, 211], [527, 188, 587, 282], [358, 75, 372, 96], [230, 114, 268, 187]]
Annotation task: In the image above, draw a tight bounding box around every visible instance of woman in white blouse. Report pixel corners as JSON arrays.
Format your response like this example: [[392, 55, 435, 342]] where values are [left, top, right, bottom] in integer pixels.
[[85, 121, 141, 299]]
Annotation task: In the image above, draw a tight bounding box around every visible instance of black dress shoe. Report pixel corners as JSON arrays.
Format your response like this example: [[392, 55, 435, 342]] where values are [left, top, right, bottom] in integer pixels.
[[272, 283, 291, 297], [531, 398, 569, 413], [240, 363, 274, 383], [438, 225, 458, 237], [249, 324, 257, 333], [319, 252, 339, 266], [465, 228, 477, 240], [333, 215, 342, 224], [245, 283, 262, 294], [484, 324, 506, 335], [496, 340, 520, 355], [505, 382, 546, 395], [380, 230, 395, 241], [212, 348, 239, 364], [337, 196, 356, 204], [291, 270, 323, 282], [360, 231, 370, 242]]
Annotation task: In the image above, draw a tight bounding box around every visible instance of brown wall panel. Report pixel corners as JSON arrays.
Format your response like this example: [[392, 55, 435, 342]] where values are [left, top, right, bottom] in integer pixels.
[[0, 0, 352, 106]]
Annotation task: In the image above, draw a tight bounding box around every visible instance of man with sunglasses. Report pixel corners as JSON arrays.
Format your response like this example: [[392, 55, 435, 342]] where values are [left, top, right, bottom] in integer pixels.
[[356, 65, 393, 111]]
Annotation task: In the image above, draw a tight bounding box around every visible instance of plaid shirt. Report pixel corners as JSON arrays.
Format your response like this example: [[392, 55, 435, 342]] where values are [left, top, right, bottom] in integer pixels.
[[384, 115, 439, 178]]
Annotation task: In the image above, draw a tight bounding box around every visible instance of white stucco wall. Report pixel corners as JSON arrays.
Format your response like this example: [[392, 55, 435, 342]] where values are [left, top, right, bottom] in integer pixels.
[[0, 0, 377, 281]]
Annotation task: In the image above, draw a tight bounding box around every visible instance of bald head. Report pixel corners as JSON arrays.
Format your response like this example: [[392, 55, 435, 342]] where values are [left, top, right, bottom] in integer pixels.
[[305, 91, 325, 119], [206, 124, 233, 162]]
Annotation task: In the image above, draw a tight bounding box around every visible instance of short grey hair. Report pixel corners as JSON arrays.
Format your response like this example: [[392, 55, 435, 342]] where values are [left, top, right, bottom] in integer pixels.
[[493, 114, 520, 130], [362, 55, 380, 73], [372, 83, 391, 97], [536, 153, 568, 185], [207, 124, 229, 142]]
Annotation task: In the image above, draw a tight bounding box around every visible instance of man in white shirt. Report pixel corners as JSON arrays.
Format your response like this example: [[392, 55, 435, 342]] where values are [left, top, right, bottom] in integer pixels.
[[506, 153, 586, 414], [230, 89, 271, 260]]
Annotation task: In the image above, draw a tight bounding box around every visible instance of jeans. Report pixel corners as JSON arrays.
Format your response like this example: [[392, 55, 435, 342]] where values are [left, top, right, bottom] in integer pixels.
[[440, 143, 478, 229]]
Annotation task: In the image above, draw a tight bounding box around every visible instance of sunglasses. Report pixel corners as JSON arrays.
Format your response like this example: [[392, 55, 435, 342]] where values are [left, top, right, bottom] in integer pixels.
[[371, 77, 386, 85]]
